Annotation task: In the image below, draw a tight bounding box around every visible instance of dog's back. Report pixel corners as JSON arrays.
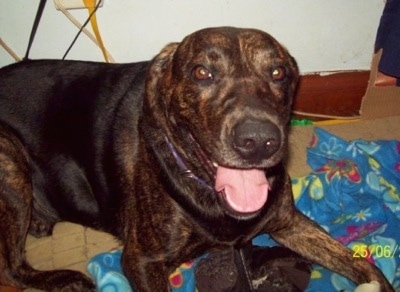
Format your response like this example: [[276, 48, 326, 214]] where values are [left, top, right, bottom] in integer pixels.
[[0, 60, 148, 148], [0, 60, 148, 231]]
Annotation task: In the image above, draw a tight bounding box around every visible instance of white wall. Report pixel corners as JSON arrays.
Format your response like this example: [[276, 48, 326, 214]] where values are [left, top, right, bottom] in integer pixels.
[[0, 0, 385, 73]]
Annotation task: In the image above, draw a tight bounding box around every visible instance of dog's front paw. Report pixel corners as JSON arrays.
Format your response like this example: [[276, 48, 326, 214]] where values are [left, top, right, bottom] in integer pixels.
[[28, 214, 55, 237]]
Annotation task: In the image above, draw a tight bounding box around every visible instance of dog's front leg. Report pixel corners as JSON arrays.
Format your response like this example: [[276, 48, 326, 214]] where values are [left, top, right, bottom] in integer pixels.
[[270, 210, 394, 291], [265, 172, 394, 291], [121, 244, 171, 292]]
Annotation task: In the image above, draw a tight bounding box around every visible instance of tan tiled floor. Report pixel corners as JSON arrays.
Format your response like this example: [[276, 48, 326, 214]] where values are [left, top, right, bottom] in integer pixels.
[[25, 223, 119, 277], [22, 115, 400, 290]]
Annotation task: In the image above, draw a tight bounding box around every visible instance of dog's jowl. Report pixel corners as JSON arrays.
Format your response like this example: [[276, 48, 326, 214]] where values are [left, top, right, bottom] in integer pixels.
[[0, 27, 393, 291]]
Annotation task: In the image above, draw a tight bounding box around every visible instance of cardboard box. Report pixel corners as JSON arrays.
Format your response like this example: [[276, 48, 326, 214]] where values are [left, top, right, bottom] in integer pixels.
[[360, 49, 400, 119]]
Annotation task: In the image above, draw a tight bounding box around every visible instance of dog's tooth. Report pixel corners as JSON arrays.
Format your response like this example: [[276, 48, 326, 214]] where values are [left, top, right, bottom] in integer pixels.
[[212, 162, 219, 168]]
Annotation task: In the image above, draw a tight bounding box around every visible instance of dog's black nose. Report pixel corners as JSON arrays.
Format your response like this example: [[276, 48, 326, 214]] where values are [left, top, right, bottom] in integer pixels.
[[232, 120, 281, 161]]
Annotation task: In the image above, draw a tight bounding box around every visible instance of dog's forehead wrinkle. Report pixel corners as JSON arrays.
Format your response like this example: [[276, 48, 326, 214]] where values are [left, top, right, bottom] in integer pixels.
[[189, 45, 238, 75], [190, 49, 228, 72], [238, 32, 280, 57], [184, 31, 278, 79], [184, 29, 243, 60]]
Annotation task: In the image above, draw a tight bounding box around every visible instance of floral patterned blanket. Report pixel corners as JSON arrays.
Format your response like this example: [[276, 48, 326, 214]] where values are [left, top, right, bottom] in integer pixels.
[[88, 127, 400, 291]]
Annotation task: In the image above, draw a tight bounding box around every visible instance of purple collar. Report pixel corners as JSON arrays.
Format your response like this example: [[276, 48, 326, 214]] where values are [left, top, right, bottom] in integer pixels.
[[165, 137, 213, 190]]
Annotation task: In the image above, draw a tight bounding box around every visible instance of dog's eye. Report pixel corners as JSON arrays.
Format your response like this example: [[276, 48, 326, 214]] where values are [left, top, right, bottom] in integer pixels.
[[192, 65, 213, 81], [271, 66, 286, 81]]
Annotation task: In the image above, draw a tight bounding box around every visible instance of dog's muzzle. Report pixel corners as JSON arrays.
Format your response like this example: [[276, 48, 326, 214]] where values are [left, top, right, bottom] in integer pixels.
[[232, 119, 281, 163]]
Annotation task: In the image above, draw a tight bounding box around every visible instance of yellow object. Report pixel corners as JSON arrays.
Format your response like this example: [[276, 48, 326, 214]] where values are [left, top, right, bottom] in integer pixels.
[[313, 118, 360, 126], [83, 0, 109, 62], [354, 281, 380, 292], [0, 38, 21, 61]]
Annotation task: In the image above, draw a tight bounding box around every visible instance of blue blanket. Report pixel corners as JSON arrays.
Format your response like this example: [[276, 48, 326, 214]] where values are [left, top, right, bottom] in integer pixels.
[[87, 127, 400, 291]]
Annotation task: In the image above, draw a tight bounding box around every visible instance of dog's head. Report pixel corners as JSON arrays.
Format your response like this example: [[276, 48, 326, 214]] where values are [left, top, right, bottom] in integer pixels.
[[145, 27, 298, 219]]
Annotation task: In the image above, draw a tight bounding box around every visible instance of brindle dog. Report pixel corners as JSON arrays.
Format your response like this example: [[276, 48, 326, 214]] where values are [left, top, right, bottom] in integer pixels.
[[0, 27, 393, 291]]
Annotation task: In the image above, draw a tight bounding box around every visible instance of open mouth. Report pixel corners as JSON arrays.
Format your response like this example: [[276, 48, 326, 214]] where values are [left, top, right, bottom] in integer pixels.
[[187, 134, 270, 218]]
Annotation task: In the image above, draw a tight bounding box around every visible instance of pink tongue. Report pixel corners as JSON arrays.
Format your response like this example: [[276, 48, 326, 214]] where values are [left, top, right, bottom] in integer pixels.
[[215, 166, 269, 213]]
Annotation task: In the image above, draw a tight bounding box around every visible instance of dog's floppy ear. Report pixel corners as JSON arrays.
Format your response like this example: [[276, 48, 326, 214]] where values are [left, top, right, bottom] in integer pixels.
[[144, 42, 179, 121], [147, 42, 179, 81], [288, 54, 300, 95], [145, 42, 179, 104]]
